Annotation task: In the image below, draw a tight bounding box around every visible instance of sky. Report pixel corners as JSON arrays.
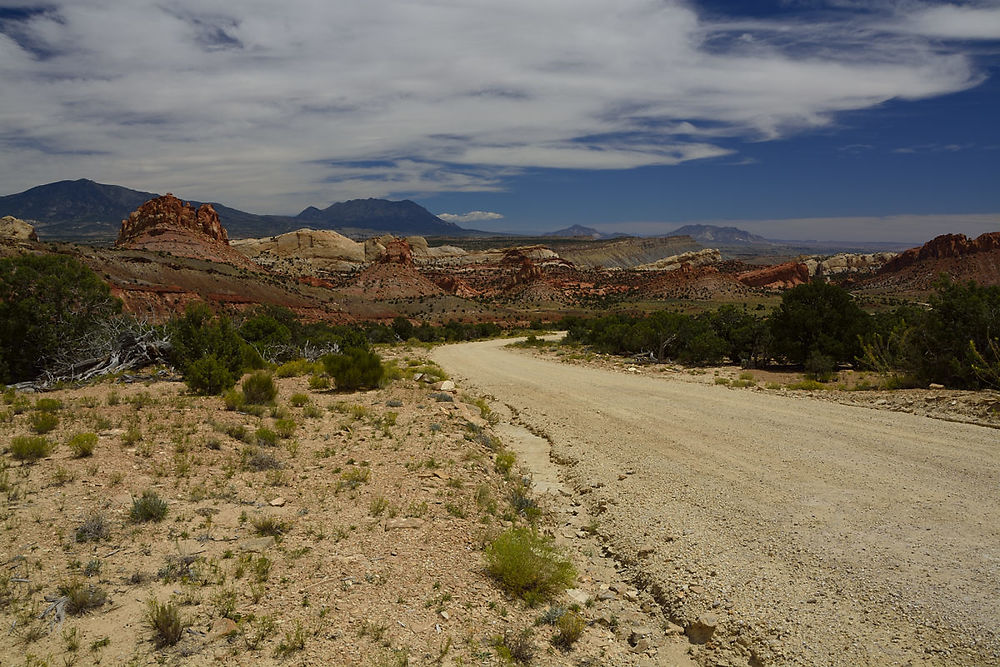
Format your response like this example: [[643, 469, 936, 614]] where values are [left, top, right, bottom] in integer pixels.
[[1, 0, 999, 242]]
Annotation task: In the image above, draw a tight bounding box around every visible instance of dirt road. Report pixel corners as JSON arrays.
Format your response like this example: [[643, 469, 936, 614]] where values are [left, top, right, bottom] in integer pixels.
[[433, 339, 1000, 666]]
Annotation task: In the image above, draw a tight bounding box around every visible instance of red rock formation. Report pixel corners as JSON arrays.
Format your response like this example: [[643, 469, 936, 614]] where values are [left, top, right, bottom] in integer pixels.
[[116, 195, 258, 270], [879, 232, 1000, 274], [379, 239, 414, 265], [737, 262, 810, 289]]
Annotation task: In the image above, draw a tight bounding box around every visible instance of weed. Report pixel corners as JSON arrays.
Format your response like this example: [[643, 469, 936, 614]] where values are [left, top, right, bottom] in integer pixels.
[[242, 446, 282, 471], [485, 528, 576, 606], [493, 628, 536, 664], [289, 392, 310, 407], [9, 435, 53, 462], [67, 432, 97, 458], [495, 450, 516, 478], [252, 516, 290, 537], [370, 496, 390, 517], [551, 610, 585, 649], [75, 511, 110, 543], [121, 424, 142, 446], [223, 389, 245, 411], [336, 467, 370, 493], [255, 427, 278, 447], [307, 374, 330, 390], [274, 620, 307, 657], [302, 404, 322, 419], [241, 614, 276, 650], [274, 418, 297, 438], [35, 398, 63, 412], [29, 411, 59, 434], [146, 599, 185, 647], [129, 490, 168, 523], [713, 377, 730, 386], [59, 580, 108, 615], [242, 372, 278, 405], [445, 503, 466, 518], [211, 588, 238, 620]]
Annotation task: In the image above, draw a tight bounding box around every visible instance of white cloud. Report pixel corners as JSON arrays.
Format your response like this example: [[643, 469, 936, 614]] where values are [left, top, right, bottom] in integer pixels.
[[0, 0, 990, 212], [895, 4, 1000, 40], [438, 211, 505, 224]]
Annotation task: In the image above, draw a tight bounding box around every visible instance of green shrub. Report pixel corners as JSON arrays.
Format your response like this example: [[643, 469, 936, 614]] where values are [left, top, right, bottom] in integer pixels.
[[9, 435, 53, 461], [336, 467, 370, 493], [552, 610, 585, 649], [242, 372, 278, 405], [273, 419, 296, 439], [485, 527, 576, 606], [308, 374, 331, 390], [76, 511, 110, 542], [804, 351, 836, 382], [130, 490, 168, 523], [252, 516, 290, 537], [322, 347, 385, 391], [34, 398, 63, 412], [255, 427, 278, 447], [275, 359, 318, 378], [185, 355, 236, 394], [0, 254, 122, 383], [59, 580, 108, 615], [146, 599, 185, 647], [68, 432, 98, 458], [768, 281, 870, 365], [29, 410, 59, 434], [495, 450, 516, 478], [289, 393, 310, 407], [223, 389, 245, 411]]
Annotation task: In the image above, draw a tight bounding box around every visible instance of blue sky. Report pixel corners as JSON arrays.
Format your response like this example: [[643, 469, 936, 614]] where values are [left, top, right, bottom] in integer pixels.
[[1, 1, 998, 241]]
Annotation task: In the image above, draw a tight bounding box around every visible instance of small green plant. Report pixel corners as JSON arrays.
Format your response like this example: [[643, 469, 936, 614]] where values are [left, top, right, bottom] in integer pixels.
[[240, 614, 276, 650], [9, 435, 53, 462], [289, 393, 310, 407], [242, 372, 278, 405], [275, 359, 319, 378], [485, 527, 576, 606], [551, 610, 585, 649], [322, 347, 385, 391], [274, 620, 307, 657], [185, 355, 236, 395], [121, 424, 142, 446], [223, 389, 245, 411], [129, 490, 168, 523], [59, 580, 108, 615], [146, 599, 185, 647], [308, 374, 330, 390], [495, 450, 516, 478], [274, 418, 297, 438], [370, 496, 390, 517], [35, 398, 63, 412], [252, 515, 291, 537], [68, 432, 98, 458], [493, 628, 536, 664], [255, 427, 278, 447], [336, 467, 370, 493], [29, 410, 59, 434], [241, 447, 281, 471]]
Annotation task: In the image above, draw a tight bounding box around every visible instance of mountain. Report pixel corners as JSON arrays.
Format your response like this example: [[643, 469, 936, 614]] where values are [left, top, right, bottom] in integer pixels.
[[0, 180, 474, 240], [543, 224, 605, 239], [668, 224, 773, 246], [295, 198, 464, 237]]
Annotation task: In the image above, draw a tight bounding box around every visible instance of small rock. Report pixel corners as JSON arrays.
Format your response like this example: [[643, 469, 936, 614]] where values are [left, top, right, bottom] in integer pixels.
[[432, 380, 456, 392], [439, 611, 450, 621], [268, 497, 286, 507], [598, 590, 617, 601], [687, 614, 719, 644], [209, 617, 239, 639], [239, 536, 276, 552], [629, 626, 656, 646], [566, 588, 590, 605], [929, 383, 945, 389]]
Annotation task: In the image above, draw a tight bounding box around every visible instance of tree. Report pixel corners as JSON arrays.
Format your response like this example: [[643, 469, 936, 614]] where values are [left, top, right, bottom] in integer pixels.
[[167, 302, 255, 392], [0, 254, 121, 383], [768, 281, 870, 365]]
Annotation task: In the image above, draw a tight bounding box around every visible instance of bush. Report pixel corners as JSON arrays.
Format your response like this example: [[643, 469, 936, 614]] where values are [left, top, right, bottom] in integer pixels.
[[552, 610, 585, 649], [223, 389, 245, 411], [76, 511, 110, 542], [146, 599, 185, 647], [184, 355, 236, 395], [289, 393, 310, 407], [322, 347, 385, 391], [242, 372, 278, 405], [130, 490, 168, 523], [0, 254, 122, 383], [34, 398, 63, 412], [9, 435, 53, 461], [768, 281, 870, 365], [29, 410, 59, 434], [273, 419, 297, 439], [308, 374, 331, 390], [59, 580, 108, 615], [255, 427, 278, 447], [68, 432, 98, 458], [804, 351, 836, 382], [168, 302, 253, 388], [485, 527, 576, 606]]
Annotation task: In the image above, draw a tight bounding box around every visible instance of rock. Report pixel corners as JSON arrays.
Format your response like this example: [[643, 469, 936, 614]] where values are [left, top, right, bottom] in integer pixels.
[[239, 536, 276, 552], [116, 194, 258, 269], [686, 613, 719, 644], [636, 248, 723, 271], [210, 617, 239, 639], [0, 215, 38, 242], [268, 497, 286, 507], [231, 228, 365, 271], [881, 232, 1000, 274], [929, 383, 945, 390], [629, 626, 657, 646], [566, 588, 590, 605], [386, 518, 425, 530], [432, 380, 456, 392], [737, 262, 811, 289]]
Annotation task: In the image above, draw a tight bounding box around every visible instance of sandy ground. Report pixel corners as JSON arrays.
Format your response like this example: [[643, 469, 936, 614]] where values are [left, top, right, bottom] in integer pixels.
[[433, 339, 1000, 667]]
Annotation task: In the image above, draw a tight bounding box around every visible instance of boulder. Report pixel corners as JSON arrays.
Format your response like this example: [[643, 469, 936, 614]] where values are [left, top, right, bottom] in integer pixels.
[[0, 215, 38, 242]]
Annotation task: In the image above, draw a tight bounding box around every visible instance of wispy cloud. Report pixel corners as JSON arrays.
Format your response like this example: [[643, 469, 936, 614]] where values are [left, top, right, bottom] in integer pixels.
[[438, 211, 505, 224], [0, 0, 990, 212]]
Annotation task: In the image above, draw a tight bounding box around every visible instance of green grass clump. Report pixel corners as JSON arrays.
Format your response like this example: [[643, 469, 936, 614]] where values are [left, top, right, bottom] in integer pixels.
[[551, 610, 585, 649], [146, 599, 185, 647], [29, 410, 59, 434], [485, 527, 576, 606], [252, 516, 291, 537], [494, 450, 516, 478], [275, 359, 319, 378], [130, 490, 168, 523], [255, 427, 278, 447], [288, 393, 310, 407], [336, 467, 370, 493], [76, 511, 110, 543], [9, 435, 53, 462], [68, 432, 98, 458], [273, 418, 297, 439], [242, 372, 278, 405], [59, 580, 108, 615], [35, 398, 63, 412]]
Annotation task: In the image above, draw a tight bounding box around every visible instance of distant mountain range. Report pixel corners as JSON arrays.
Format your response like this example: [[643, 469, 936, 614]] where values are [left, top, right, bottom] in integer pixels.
[[666, 224, 773, 246], [0, 179, 476, 240], [542, 224, 631, 240]]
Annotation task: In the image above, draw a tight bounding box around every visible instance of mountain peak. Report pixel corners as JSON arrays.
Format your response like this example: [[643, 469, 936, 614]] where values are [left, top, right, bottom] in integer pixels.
[[668, 224, 772, 245]]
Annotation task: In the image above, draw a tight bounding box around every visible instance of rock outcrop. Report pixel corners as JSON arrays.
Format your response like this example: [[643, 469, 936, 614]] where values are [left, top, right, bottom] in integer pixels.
[[803, 252, 896, 277], [637, 248, 722, 271], [116, 195, 257, 270], [232, 228, 365, 271], [737, 262, 810, 289], [0, 215, 38, 242], [879, 232, 1000, 274], [350, 238, 444, 300]]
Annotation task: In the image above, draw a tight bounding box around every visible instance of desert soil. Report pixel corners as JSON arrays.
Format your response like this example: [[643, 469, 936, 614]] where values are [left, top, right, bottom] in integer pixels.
[[433, 339, 1000, 666]]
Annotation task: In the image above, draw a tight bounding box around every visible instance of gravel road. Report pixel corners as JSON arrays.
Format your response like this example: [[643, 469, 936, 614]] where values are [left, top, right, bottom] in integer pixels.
[[433, 339, 1000, 666]]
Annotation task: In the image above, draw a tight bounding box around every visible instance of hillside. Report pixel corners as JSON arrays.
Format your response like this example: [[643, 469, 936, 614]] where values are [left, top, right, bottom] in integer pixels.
[[296, 198, 464, 237], [668, 224, 773, 246]]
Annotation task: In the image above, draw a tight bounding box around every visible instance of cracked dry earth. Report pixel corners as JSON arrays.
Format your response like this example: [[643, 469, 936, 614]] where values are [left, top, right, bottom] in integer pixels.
[[433, 339, 1000, 667]]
